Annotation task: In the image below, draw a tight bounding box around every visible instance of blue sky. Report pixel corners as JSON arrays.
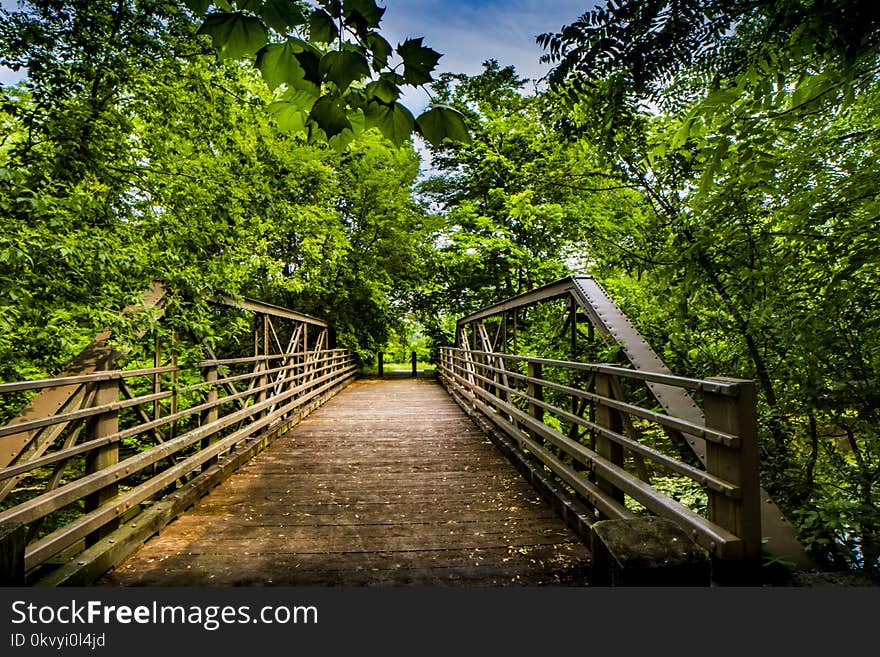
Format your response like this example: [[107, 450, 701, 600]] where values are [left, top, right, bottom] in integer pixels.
[[1, 1, 592, 105], [380, 1, 591, 111]]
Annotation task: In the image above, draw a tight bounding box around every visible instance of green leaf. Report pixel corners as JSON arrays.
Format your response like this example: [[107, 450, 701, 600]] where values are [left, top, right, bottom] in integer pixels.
[[415, 104, 471, 147], [670, 114, 699, 149], [328, 128, 355, 152], [198, 12, 268, 59], [366, 31, 392, 71], [309, 94, 352, 138], [183, 0, 211, 14], [256, 41, 306, 89], [365, 77, 399, 103], [702, 88, 741, 108], [343, 0, 385, 28], [280, 87, 319, 111], [697, 137, 731, 196], [365, 101, 414, 145], [396, 38, 441, 86], [347, 108, 365, 135], [268, 100, 309, 133], [319, 50, 370, 93], [293, 48, 322, 86], [792, 73, 835, 109], [325, 108, 366, 151], [261, 0, 308, 33], [234, 0, 262, 11], [309, 8, 339, 43]]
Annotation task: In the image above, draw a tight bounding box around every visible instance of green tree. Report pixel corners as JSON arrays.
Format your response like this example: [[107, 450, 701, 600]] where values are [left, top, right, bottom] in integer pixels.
[[0, 0, 434, 373], [415, 61, 654, 349], [539, 0, 880, 569], [270, 131, 435, 358]]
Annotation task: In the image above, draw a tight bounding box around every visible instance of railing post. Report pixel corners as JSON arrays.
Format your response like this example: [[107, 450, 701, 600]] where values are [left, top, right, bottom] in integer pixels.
[[378, 352, 384, 378], [594, 372, 625, 510], [704, 379, 761, 583], [201, 365, 219, 471], [84, 379, 120, 546], [411, 350, 417, 377], [526, 362, 543, 444], [256, 317, 268, 416], [0, 521, 25, 584], [302, 325, 309, 385], [255, 360, 267, 416], [153, 335, 162, 425], [170, 329, 179, 439], [288, 353, 297, 400]]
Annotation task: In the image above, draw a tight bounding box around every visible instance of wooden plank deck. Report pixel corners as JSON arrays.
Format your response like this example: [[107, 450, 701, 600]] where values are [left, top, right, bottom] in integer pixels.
[[99, 378, 591, 586]]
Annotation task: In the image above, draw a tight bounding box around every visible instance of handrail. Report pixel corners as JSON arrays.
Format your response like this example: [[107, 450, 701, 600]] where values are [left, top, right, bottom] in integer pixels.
[[17, 362, 355, 569], [0, 299, 356, 584], [0, 357, 350, 483], [453, 354, 742, 447], [446, 353, 739, 496], [0, 367, 179, 395], [459, 349, 741, 395], [0, 349, 355, 578], [197, 348, 348, 367], [438, 346, 761, 563]]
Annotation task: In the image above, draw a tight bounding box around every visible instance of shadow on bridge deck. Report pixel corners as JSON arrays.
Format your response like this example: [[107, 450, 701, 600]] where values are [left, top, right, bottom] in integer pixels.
[[99, 378, 591, 586]]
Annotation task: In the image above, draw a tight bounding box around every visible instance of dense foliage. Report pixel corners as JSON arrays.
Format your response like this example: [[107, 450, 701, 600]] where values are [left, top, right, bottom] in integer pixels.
[[1, 0, 877, 572], [0, 0, 433, 371], [535, 0, 880, 570]]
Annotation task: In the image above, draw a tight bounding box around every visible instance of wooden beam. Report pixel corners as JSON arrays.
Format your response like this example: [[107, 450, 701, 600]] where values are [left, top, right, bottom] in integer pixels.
[[84, 380, 120, 546]]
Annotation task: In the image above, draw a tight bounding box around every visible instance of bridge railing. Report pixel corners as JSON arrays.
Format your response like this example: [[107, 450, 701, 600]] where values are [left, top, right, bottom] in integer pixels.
[[438, 347, 761, 564], [0, 346, 355, 582]]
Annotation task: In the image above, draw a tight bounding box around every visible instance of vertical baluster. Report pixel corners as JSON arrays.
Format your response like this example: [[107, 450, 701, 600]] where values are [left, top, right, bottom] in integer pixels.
[[704, 379, 761, 582], [153, 336, 161, 425], [201, 365, 219, 471], [594, 372, 624, 510], [257, 315, 268, 417], [84, 380, 120, 546], [169, 329, 178, 439], [526, 361, 543, 448]]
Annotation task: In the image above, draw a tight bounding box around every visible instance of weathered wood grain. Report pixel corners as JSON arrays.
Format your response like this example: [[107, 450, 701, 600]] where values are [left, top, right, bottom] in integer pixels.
[[100, 378, 591, 586]]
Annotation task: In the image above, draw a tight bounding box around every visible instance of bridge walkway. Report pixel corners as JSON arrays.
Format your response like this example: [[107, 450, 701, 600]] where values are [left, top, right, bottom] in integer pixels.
[[99, 378, 591, 586]]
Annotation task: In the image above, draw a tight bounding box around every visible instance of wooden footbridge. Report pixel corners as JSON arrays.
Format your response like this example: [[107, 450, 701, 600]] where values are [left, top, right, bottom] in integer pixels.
[[0, 277, 813, 586]]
